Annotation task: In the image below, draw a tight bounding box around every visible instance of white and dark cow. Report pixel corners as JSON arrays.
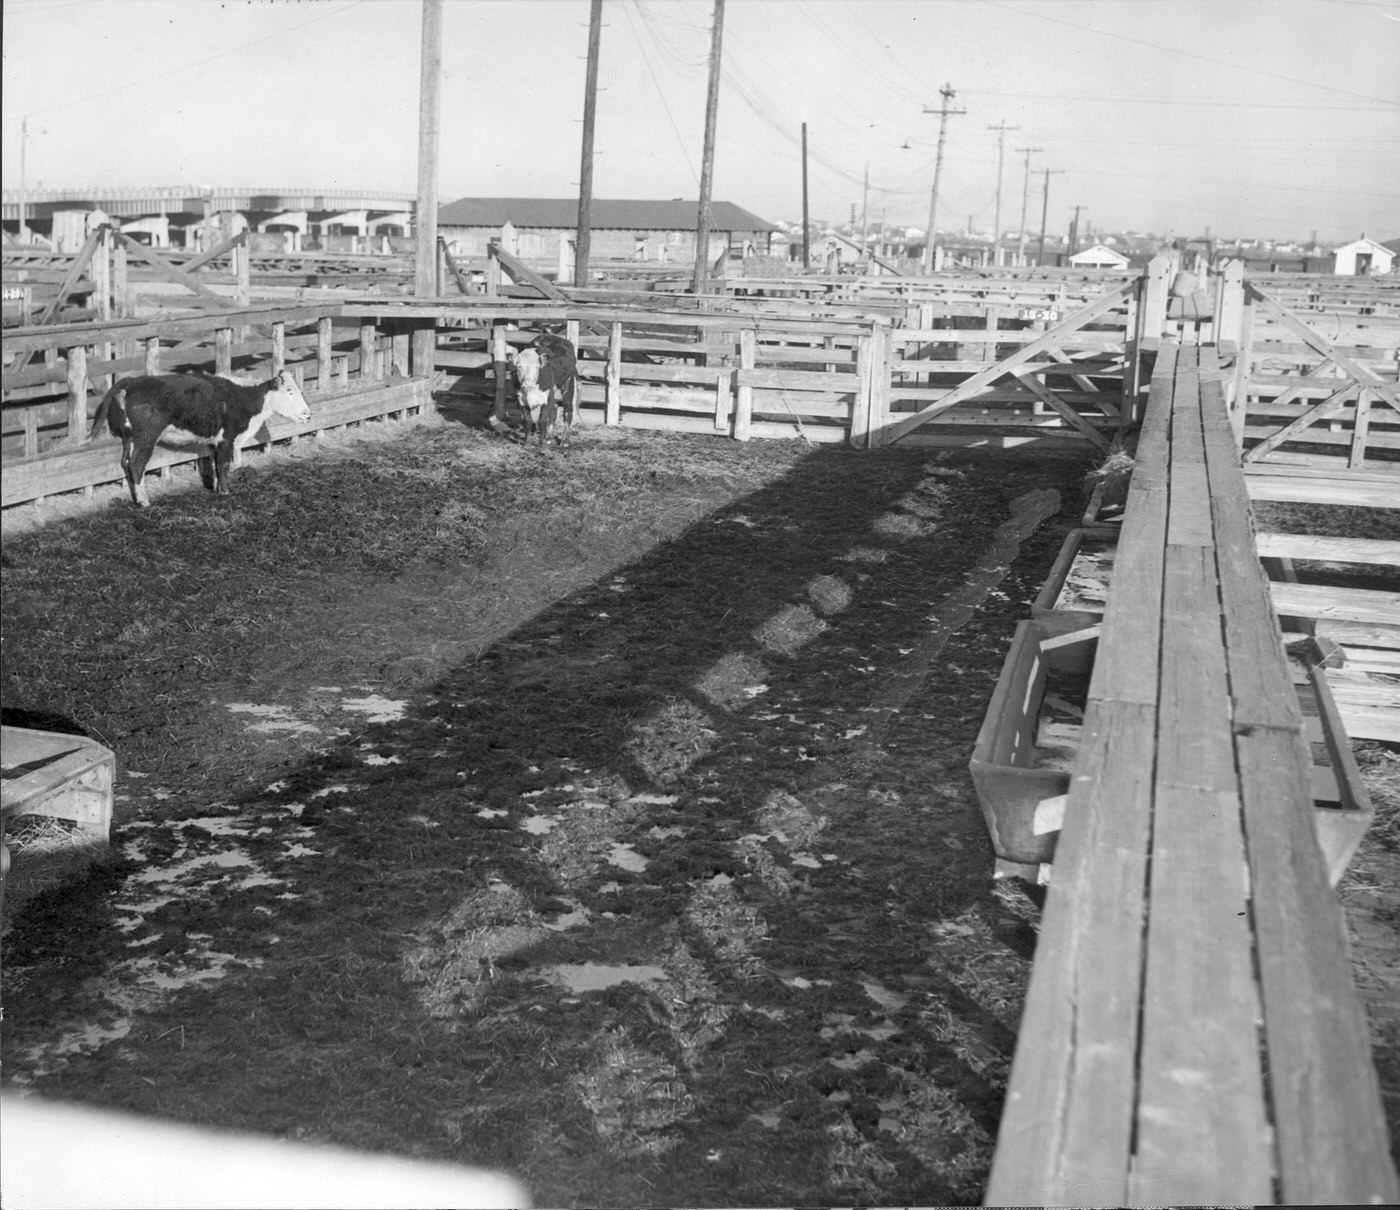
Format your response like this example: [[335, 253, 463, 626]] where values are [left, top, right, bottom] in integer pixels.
[[91, 370, 312, 507], [512, 333, 578, 447]]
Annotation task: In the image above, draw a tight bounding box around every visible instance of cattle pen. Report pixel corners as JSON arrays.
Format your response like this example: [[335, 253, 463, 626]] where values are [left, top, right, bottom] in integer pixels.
[[2, 253, 1399, 1205]]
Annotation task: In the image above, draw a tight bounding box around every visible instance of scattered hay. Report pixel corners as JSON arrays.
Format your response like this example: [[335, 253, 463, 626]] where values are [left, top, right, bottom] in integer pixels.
[[573, 1028, 694, 1157], [2, 815, 111, 928], [807, 574, 854, 616], [625, 698, 717, 785], [694, 652, 769, 711], [754, 603, 827, 657]]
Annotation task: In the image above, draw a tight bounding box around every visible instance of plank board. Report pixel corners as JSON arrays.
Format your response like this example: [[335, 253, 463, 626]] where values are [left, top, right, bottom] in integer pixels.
[[1268, 581, 1400, 626], [1234, 727, 1400, 1205], [984, 700, 1157, 1208]]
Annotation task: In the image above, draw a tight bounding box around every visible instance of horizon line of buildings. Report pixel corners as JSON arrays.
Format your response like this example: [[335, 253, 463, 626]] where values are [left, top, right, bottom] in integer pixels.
[[2, 186, 1395, 276]]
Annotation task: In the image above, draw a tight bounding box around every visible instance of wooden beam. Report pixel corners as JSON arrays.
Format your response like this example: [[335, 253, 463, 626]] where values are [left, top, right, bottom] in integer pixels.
[[882, 281, 1133, 441], [1248, 284, 1400, 412], [116, 233, 237, 309]]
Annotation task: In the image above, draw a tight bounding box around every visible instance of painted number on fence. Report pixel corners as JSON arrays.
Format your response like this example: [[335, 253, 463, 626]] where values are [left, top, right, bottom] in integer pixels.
[[1019, 307, 1060, 322]]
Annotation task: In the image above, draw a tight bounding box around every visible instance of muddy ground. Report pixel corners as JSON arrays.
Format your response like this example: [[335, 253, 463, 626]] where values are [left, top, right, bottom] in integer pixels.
[[2, 413, 1396, 1206]]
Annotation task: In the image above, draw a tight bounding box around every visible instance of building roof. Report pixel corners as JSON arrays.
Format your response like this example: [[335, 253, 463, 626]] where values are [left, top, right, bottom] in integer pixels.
[[437, 197, 778, 232], [1069, 242, 1131, 265], [1334, 236, 1393, 255]]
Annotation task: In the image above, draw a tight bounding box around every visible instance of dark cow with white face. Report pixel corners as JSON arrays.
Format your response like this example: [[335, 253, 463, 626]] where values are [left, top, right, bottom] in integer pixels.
[[91, 370, 312, 507], [512, 333, 578, 447]]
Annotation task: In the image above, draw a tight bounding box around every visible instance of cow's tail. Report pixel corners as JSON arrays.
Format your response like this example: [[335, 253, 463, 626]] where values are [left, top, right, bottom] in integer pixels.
[[90, 385, 129, 439]]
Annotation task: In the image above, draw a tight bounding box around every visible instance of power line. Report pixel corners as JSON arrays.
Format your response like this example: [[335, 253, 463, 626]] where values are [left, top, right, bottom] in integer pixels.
[[961, 89, 1397, 112], [981, 0, 1400, 109], [619, 0, 700, 184], [4, 0, 365, 124]]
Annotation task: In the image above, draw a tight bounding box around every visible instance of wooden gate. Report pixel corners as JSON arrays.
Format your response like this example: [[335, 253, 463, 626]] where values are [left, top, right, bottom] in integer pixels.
[[1227, 282, 1400, 476], [871, 281, 1137, 451]]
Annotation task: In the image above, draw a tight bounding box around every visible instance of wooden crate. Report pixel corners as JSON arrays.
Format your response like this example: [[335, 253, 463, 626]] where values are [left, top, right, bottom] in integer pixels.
[[1, 725, 115, 886]]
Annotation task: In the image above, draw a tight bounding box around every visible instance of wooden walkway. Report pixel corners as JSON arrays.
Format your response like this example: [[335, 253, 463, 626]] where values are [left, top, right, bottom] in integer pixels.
[[985, 342, 1398, 1206]]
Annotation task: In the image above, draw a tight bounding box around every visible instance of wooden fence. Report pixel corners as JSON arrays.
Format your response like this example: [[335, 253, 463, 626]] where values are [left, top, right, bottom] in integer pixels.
[[1, 303, 438, 506], [6, 256, 1397, 507]]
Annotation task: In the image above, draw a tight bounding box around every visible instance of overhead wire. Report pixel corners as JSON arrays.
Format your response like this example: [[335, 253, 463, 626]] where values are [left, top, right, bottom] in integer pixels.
[[619, 0, 701, 185], [4, 0, 366, 124], [979, 0, 1400, 109]]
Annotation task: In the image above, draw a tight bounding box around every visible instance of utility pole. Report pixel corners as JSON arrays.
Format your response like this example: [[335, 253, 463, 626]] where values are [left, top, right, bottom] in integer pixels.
[[856, 163, 868, 261], [1015, 145, 1042, 268], [1068, 204, 1084, 256], [574, 0, 603, 288], [988, 120, 1019, 267], [801, 121, 810, 269], [1036, 168, 1064, 268], [921, 82, 965, 275], [413, 0, 442, 374], [692, 0, 726, 294], [18, 117, 28, 242]]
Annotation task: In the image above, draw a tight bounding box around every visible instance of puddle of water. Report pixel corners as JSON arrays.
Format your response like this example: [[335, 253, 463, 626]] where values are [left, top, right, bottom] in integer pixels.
[[608, 844, 648, 872], [520, 815, 558, 835], [309, 785, 352, 799], [360, 753, 402, 766], [542, 908, 591, 932], [341, 695, 407, 723], [182, 817, 253, 837], [282, 844, 320, 859], [542, 963, 667, 992], [226, 704, 321, 735], [862, 980, 909, 1011], [791, 855, 822, 869], [131, 850, 256, 885]]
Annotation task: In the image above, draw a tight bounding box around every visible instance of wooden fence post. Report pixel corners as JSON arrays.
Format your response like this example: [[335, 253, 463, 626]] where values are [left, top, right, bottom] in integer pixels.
[[734, 328, 756, 442], [605, 321, 623, 426], [360, 322, 378, 382], [1121, 276, 1143, 427], [66, 345, 88, 445], [1229, 295, 1256, 447], [271, 322, 286, 375], [317, 317, 334, 393], [1139, 251, 1175, 349], [486, 243, 501, 297], [214, 326, 232, 377], [144, 336, 161, 376], [1214, 259, 1245, 349], [867, 321, 891, 449], [851, 327, 873, 449], [114, 240, 130, 318], [492, 323, 510, 423], [235, 238, 250, 306]]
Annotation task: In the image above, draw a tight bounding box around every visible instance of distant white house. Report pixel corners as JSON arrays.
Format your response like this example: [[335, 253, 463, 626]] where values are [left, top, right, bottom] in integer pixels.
[[1333, 236, 1394, 277], [1068, 242, 1131, 270]]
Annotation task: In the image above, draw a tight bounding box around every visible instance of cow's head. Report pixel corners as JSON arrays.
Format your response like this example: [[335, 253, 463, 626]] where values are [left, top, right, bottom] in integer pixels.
[[266, 370, 312, 422], [514, 348, 547, 423]]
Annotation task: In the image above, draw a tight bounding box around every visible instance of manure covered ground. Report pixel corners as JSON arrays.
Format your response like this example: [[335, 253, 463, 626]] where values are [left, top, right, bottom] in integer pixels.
[[3, 415, 1396, 1205]]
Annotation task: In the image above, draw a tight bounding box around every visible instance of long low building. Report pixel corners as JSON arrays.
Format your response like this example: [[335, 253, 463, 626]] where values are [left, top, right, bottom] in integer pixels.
[[438, 197, 779, 266]]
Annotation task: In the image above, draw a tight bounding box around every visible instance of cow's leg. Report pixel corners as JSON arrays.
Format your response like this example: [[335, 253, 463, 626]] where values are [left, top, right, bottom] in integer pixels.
[[557, 378, 576, 444], [196, 453, 217, 492], [213, 444, 235, 495], [124, 437, 153, 508]]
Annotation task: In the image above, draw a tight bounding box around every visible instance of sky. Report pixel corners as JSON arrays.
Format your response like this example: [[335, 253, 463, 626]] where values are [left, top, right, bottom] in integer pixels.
[[2, 0, 1398, 244]]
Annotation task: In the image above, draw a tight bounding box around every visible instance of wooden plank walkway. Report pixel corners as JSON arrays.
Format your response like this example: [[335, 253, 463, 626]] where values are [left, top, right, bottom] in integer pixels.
[[985, 342, 1398, 1206]]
